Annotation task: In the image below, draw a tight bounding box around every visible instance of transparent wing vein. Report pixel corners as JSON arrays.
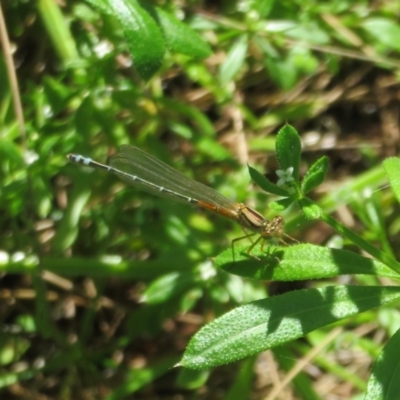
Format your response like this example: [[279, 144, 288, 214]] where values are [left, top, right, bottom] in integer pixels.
[[110, 145, 237, 208]]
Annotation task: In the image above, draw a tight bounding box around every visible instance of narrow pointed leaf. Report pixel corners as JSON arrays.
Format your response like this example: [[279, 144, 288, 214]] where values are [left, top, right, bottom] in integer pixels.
[[248, 165, 289, 196], [301, 156, 329, 194]]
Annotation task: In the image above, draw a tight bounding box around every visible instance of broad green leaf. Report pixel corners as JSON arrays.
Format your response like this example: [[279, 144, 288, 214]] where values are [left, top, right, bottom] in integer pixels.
[[180, 285, 400, 369], [215, 244, 399, 281], [365, 328, 400, 400]]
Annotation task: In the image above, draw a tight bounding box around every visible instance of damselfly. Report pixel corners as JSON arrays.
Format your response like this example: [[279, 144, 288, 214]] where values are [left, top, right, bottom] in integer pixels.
[[68, 145, 284, 254]]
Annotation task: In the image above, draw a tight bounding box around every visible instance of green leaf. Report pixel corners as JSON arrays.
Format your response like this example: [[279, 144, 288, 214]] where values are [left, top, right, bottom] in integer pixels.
[[43, 76, 73, 114], [285, 21, 330, 44], [0, 335, 30, 366], [219, 35, 248, 84], [250, 0, 276, 17], [264, 54, 298, 90], [0, 369, 36, 389], [82, 0, 111, 14], [142, 271, 199, 304], [105, 357, 179, 399], [38, 0, 80, 66], [298, 197, 322, 220], [215, 243, 399, 281], [301, 156, 329, 195], [275, 124, 301, 181], [365, 328, 400, 400], [52, 176, 91, 252], [87, 0, 165, 80], [154, 7, 211, 58], [248, 165, 289, 196], [160, 97, 216, 137], [180, 286, 400, 369], [269, 197, 294, 211], [363, 18, 400, 52], [176, 368, 210, 390], [383, 157, 400, 205], [224, 357, 256, 400]]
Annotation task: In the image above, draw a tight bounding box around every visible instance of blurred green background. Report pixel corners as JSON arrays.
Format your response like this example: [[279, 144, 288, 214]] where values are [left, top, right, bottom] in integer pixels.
[[1, 0, 400, 398]]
